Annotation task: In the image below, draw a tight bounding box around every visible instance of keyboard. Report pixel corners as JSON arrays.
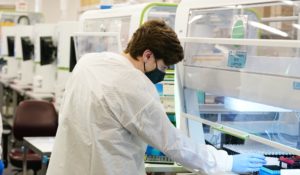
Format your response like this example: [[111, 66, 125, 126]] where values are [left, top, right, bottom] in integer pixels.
[[144, 155, 174, 164]]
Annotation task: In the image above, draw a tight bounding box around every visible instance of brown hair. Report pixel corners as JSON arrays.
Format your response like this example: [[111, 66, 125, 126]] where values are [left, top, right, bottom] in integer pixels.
[[124, 20, 184, 66]]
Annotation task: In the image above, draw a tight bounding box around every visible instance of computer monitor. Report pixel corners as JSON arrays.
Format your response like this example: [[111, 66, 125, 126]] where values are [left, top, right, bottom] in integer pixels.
[[40, 36, 57, 66], [21, 36, 34, 61], [7, 36, 15, 57], [69, 36, 77, 72]]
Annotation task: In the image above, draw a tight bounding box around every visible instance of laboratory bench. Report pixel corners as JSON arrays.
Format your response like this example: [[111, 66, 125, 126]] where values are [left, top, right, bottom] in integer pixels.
[[22, 137, 194, 175], [23, 137, 54, 175], [24, 91, 54, 101], [0, 75, 55, 117]]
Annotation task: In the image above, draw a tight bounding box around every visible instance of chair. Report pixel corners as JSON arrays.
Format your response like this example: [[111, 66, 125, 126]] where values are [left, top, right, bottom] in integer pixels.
[[2, 123, 12, 168], [8, 100, 58, 175]]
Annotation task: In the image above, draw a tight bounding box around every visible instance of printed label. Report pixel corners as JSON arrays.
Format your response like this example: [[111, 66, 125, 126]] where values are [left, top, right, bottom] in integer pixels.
[[227, 50, 247, 68]]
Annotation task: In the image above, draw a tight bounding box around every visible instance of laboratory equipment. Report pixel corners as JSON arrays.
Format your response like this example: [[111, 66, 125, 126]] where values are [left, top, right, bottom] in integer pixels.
[[80, 2, 177, 49], [144, 154, 174, 164], [32, 24, 56, 94], [175, 0, 300, 163], [69, 36, 76, 72], [259, 165, 281, 175], [54, 21, 82, 109], [14, 25, 34, 86], [223, 141, 292, 157], [1, 26, 18, 80], [72, 32, 121, 59], [0, 12, 43, 81], [279, 156, 300, 169]]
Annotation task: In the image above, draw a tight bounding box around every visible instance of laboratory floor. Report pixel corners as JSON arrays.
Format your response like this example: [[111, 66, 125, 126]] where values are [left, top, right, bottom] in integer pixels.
[[3, 169, 175, 175], [4, 164, 35, 175]]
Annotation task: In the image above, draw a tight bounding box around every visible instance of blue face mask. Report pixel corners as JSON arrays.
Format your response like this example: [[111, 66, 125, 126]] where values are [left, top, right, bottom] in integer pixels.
[[144, 61, 166, 84]]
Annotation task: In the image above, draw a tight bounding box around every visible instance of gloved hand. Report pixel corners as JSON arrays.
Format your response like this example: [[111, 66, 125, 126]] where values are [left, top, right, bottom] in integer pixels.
[[0, 160, 4, 175], [232, 153, 266, 174]]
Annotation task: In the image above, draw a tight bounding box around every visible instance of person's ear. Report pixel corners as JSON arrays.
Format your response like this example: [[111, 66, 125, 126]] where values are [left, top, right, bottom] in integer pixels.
[[142, 49, 154, 62]]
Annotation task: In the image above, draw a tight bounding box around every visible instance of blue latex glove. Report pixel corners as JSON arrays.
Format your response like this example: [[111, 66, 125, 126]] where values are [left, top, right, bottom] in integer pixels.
[[0, 160, 4, 175], [232, 153, 266, 174]]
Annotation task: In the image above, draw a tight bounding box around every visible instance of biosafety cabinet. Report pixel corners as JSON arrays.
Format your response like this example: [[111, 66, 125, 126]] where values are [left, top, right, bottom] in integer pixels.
[[175, 0, 300, 156], [1, 26, 18, 80], [54, 21, 82, 109], [14, 25, 34, 86], [33, 24, 57, 94], [80, 2, 177, 49]]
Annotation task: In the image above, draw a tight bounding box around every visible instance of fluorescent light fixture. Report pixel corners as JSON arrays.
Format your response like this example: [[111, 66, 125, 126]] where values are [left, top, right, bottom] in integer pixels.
[[214, 44, 229, 55], [248, 21, 288, 37], [188, 15, 203, 24], [225, 5, 243, 9], [282, 0, 294, 5], [293, 23, 300, 30], [225, 97, 292, 112]]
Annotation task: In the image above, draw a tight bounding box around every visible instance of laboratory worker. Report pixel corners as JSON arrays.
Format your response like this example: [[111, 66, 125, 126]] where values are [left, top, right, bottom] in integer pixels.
[[47, 20, 266, 175]]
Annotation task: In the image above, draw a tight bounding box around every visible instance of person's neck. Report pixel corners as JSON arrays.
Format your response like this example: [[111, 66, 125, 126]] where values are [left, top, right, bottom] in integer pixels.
[[122, 52, 144, 73]]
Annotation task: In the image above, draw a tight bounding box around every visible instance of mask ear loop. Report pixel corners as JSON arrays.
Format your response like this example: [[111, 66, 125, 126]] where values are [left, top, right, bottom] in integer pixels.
[[143, 54, 151, 73], [144, 54, 158, 73]]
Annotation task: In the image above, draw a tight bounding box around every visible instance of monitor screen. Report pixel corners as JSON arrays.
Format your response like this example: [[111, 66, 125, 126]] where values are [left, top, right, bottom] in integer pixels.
[[40, 36, 57, 66], [7, 36, 15, 57], [69, 36, 77, 72], [21, 37, 34, 61]]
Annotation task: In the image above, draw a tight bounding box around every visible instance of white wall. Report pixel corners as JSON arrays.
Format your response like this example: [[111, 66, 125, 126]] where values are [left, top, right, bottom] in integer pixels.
[[60, 0, 80, 21], [41, 0, 61, 22], [0, 0, 16, 5], [26, 0, 35, 12], [26, 0, 80, 23]]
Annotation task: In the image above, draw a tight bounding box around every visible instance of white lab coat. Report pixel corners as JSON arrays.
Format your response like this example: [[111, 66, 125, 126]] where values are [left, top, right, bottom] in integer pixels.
[[46, 52, 233, 175]]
